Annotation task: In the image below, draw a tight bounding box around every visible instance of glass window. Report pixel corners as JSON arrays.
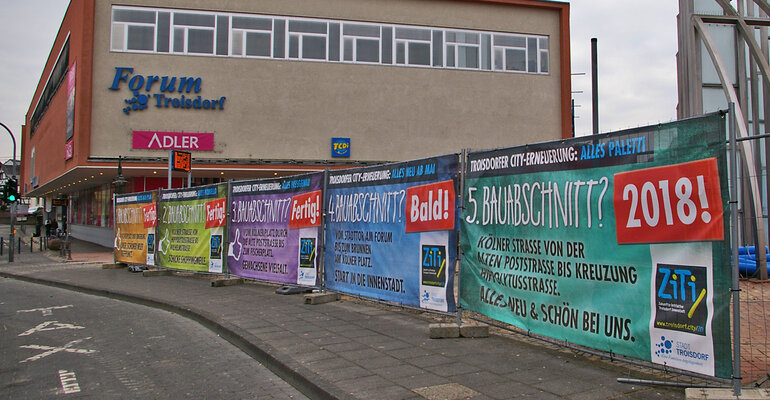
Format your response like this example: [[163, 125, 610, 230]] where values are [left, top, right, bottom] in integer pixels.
[[446, 30, 480, 69], [174, 12, 215, 27], [395, 27, 431, 66], [273, 19, 285, 58], [111, 24, 124, 51], [187, 29, 214, 54], [233, 16, 271, 30], [505, 48, 526, 71], [527, 37, 538, 72], [126, 25, 154, 51], [342, 23, 380, 63], [344, 23, 379, 37], [216, 16, 229, 55], [108, 6, 551, 76], [432, 30, 442, 67], [357, 39, 379, 62], [329, 23, 340, 61], [302, 35, 326, 60], [458, 46, 478, 69], [381, 27, 392, 64], [173, 27, 184, 52], [113, 9, 155, 24], [289, 20, 327, 34], [232, 30, 243, 56], [157, 12, 170, 52], [395, 27, 431, 41], [408, 42, 430, 65], [246, 32, 271, 57]]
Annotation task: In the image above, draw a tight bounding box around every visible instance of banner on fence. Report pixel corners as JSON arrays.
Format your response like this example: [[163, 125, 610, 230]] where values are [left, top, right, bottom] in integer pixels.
[[460, 113, 732, 378], [157, 183, 227, 273], [227, 172, 323, 286], [324, 155, 459, 311], [114, 191, 157, 265]]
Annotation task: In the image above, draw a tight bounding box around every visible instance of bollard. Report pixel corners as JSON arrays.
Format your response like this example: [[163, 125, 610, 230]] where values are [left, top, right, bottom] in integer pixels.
[[17, 237, 20, 255], [39, 237, 42, 252], [1, 237, 4, 256], [30, 237, 33, 252]]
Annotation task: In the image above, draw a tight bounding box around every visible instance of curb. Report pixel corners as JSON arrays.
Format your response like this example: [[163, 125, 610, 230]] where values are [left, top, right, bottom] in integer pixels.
[[0, 270, 354, 400]]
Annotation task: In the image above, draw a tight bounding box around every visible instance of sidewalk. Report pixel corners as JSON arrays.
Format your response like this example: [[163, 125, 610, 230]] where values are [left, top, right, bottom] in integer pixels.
[[0, 236, 695, 400]]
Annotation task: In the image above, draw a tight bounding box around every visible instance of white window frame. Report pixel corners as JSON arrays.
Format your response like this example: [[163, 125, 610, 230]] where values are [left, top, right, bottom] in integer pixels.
[[108, 5, 551, 75], [171, 11, 217, 55], [111, 7, 157, 53], [341, 22, 381, 64], [445, 30, 481, 70]]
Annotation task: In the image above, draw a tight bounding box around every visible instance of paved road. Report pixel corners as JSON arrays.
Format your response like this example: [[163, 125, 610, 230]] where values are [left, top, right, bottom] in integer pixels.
[[0, 277, 307, 399]]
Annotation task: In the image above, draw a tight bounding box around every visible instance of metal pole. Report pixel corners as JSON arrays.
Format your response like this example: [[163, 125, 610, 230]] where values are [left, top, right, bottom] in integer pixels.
[[591, 38, 599, 135], [456, 149, 467, 327], [168, 150, 173, 189], [225, 180, 232, 279], [1, 122, 17, 262], [320, 169, 329, 291], [729, 102, 742, 397]]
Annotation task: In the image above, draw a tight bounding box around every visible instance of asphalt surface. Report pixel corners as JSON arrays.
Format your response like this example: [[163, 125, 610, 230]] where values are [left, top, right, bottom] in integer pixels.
[[1, 278, 308, 399], [0, 235, 699, 399]]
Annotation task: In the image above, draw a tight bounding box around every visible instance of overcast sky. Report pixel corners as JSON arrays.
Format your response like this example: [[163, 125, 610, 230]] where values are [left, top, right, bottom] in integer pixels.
[[0, 1, 680, 161]]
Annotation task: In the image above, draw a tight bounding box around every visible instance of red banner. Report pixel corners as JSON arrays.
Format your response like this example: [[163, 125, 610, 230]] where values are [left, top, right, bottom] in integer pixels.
[[142, 203, 157, 228], [205, 198, 227, 229], [405, 180, 455, 233], [289, 190, 321, 229], [613, 158, 724, 244]]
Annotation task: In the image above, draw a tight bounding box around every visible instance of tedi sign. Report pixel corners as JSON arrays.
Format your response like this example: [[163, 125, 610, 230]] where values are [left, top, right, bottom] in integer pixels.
[[109, 67, 226, 115]]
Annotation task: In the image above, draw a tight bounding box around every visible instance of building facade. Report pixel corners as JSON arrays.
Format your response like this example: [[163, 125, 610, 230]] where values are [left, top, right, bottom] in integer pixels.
[[22, 0, 570, 246]]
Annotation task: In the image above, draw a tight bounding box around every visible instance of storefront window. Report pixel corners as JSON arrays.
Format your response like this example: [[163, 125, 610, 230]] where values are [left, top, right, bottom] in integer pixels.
[[71, 184, 115, 228]]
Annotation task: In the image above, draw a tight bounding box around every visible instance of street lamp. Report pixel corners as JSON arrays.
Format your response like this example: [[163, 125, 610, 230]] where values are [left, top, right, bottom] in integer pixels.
[[0, 122, 17, 262], [113, 155, 127, 193]]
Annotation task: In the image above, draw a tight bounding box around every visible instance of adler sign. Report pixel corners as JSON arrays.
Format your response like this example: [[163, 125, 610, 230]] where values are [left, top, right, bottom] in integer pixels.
[[133, 131, 215, 151]]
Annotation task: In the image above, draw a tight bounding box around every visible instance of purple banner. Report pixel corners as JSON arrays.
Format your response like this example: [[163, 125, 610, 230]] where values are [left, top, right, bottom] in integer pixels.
[[227, 173, 323, 285]]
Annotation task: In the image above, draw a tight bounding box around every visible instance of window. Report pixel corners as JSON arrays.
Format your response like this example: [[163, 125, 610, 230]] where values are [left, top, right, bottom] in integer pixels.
[[446, 31, 480, 69], [232, 16, 272, 57], [173, 12, 216, 55], [109, 6, 551, 76], [30, 39, 69, 134], [395, 27, 431, 66], [343, 23, 380, 63], [112, 8, 156, 51], [493, 33, 547, 73], [288, 20, 328, 60]]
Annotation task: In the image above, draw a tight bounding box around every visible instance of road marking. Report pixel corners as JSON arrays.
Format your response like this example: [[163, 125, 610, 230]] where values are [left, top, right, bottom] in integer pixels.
[[19, 337, 97, 363], [17, 305, 73, 316], [18, 321, 85, 336], [58, 370, 81, 394]]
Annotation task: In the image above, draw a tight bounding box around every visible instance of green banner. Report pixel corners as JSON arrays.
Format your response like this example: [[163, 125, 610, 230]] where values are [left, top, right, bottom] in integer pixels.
[[157, 183, 227, 273], [460, 114, 732, 378]]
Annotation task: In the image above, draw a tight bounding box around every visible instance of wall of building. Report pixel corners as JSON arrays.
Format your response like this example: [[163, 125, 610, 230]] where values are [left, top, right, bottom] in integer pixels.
[[90, 0, 567, 162]]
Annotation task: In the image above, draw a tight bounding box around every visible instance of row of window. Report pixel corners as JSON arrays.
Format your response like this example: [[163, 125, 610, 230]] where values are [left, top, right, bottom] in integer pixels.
[[111, 6, 550, 74], [31, 39, 69, 135]]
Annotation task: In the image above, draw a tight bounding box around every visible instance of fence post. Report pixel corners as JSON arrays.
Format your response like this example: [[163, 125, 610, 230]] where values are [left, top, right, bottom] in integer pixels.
[[320, 169, 329, 291], [729, 103, 743, 397]]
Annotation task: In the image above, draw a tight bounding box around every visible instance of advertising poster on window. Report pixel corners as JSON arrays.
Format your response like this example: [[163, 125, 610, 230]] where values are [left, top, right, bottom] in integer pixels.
[[157, 183, 227, 273], [114, 190, 157, 266], [324, 155, 459, 312], [459, 114, 732, 378], [227, 172, 323, 286]]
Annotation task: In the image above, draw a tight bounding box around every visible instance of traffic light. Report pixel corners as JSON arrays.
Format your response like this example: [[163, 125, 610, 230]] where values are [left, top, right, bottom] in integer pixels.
[[4, 178, 18, 203]]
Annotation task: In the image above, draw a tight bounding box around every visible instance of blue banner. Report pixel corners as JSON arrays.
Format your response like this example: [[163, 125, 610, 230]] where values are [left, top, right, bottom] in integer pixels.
[[324, 155, 459, 311]]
